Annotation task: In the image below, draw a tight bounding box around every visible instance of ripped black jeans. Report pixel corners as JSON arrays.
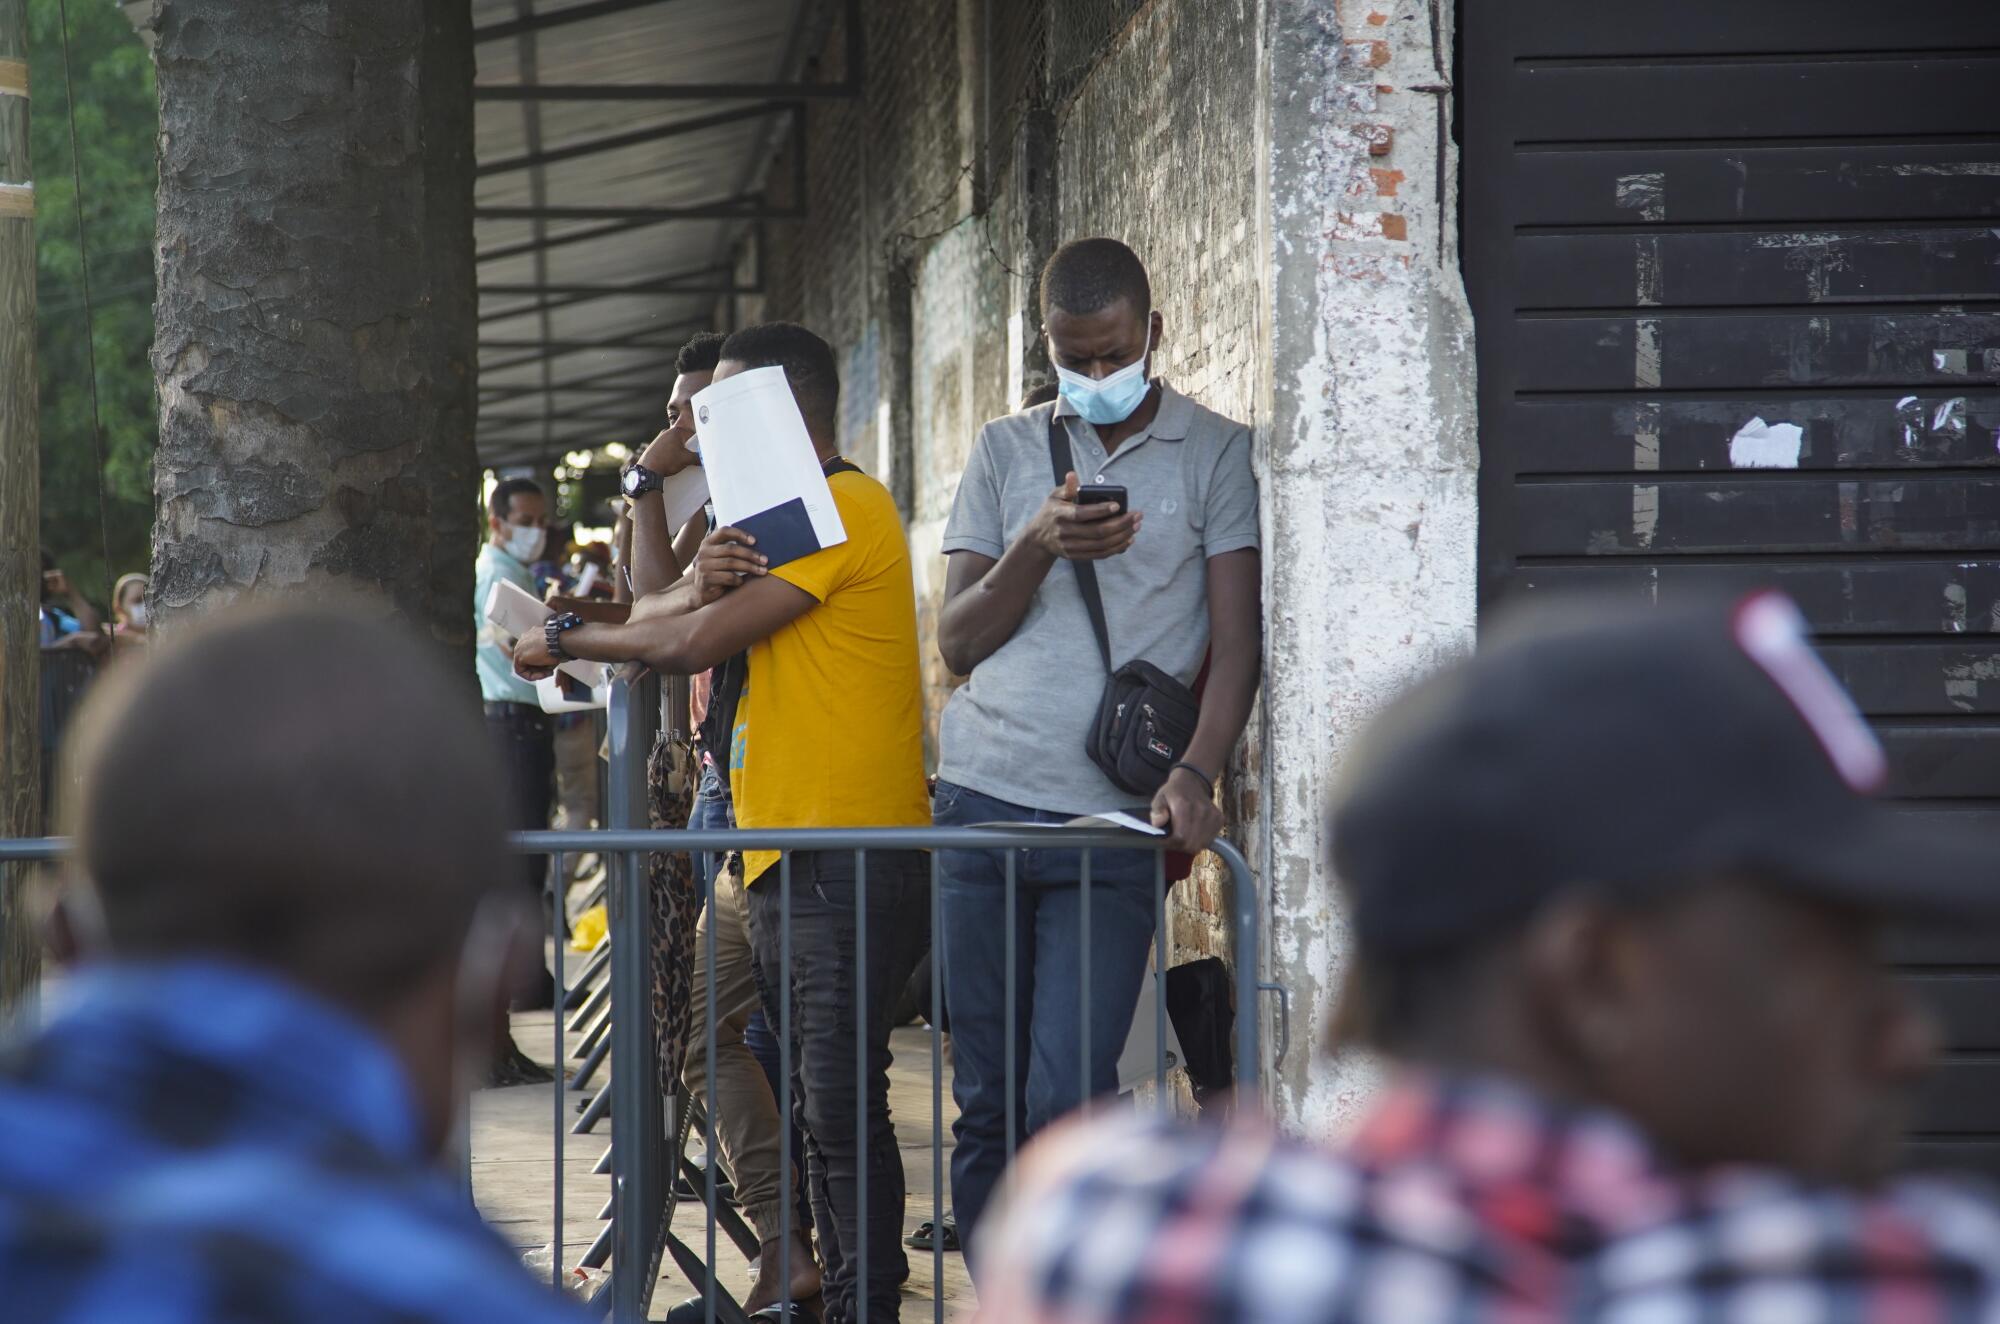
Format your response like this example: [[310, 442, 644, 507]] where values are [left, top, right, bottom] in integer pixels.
[[745, 849, 928, 1324]]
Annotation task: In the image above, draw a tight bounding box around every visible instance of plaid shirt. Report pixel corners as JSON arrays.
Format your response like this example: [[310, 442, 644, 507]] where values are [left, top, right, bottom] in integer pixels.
[[0, 961, 583, 1324], [977, 1072, 2000, 1323]]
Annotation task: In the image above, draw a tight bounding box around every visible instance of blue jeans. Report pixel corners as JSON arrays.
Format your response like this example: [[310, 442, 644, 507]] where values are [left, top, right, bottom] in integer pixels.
[[932, 779, 1158, 1259]]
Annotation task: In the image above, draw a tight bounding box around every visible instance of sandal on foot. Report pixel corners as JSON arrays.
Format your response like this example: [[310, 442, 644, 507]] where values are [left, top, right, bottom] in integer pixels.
[[904, 1218, 960, 1252]]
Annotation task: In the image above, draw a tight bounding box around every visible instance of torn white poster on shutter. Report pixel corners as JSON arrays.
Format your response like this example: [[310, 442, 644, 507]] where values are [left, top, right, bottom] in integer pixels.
[[1727, 416, 1803, 470]]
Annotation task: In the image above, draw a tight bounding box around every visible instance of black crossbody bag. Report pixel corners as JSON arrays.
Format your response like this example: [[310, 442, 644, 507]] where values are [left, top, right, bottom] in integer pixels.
[[1048, 415, 1200, 797]]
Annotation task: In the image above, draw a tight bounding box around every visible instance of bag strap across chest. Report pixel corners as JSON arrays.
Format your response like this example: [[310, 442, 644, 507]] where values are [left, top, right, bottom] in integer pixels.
[[1048, 413, 1115, 674]]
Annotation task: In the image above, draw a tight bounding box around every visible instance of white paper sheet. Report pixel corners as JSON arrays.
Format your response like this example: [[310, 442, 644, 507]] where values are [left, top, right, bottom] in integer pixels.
[[659, 465, 710, 532], [968, 811, 1166, 837], [1076, 810, 1167, 836], [483, 578, 607, 688], [690, 365, 846, 565], [535, 673, 608, 714]]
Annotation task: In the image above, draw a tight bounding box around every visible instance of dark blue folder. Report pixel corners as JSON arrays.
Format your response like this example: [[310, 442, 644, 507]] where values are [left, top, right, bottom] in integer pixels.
[[734, 497, 824, 571]]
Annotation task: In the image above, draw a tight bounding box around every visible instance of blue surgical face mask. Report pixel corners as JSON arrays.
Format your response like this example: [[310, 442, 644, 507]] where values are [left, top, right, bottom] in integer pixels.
[[1054, 351, 1151, 426]]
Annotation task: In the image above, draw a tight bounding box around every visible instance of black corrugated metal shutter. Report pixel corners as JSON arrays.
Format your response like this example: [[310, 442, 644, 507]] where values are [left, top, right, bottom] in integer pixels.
[[1462, 3, 2000, 1174]]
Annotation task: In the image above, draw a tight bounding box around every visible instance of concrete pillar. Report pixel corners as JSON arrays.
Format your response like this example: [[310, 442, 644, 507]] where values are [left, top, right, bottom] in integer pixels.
[[1255, 0, 1479, 1133]]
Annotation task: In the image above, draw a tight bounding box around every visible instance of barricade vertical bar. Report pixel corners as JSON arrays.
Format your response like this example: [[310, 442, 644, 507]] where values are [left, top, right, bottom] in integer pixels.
[[1004, 848, 1017, 1164], [605, 674, 663, 1322], [779, 853, 793, 1324], [855, 848, 869, 1324], [554, 850, 567, 1290], [613, 844, 651, 1321], [929, 852, 944, 1324], [1154, 851, 1168, 1102], [704, 851, 719, 1324], [1079, 848, 1092, 1116]]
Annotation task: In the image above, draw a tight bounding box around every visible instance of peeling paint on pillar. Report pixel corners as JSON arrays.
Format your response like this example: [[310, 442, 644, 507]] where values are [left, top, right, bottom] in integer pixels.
[[1258, 0, 1479, 1133]]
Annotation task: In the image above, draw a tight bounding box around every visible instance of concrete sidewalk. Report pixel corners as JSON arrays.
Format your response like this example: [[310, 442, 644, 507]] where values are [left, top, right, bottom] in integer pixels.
[[472, 946, 973, 1321]]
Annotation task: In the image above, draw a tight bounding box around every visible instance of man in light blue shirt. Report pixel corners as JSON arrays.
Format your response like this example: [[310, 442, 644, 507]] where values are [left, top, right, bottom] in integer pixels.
[[477, 479, 549, 709], [476, 479, 558, 1029]]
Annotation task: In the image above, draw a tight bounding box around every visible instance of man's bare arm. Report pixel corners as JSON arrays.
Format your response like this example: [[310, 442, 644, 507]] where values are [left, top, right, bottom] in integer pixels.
[[1148, 549, 1262, 852], [936, 473, 1141, 675], [517, 570, 811, 678]]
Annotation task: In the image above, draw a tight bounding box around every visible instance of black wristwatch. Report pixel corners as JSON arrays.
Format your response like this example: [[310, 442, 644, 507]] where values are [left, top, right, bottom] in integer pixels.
[[545, 611, 585, 661], [620, 463, 664, 498]]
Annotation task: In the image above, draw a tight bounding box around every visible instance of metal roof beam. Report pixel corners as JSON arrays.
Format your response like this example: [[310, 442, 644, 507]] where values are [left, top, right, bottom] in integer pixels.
[[473, 0, 683, 45], [480, 277, 749, 299], [479, 334, 681, 353], [475, 200, 801, 223], [481, 323, 696, 376], [478, 214, 684, 266], [477, 102, 793, 178], [482, 287, 745, 325], [479, 425, 650, 454], [475, 82, 858, 102], [481, 383, 666, 404], [480, 397, 660, 417], [478, 360, 672, 403], [480, 410, 646, 431], [479, 263, 750, 324]]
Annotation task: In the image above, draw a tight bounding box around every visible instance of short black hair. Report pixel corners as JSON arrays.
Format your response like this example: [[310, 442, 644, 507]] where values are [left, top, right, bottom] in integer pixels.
[[1020, 381, 1059, 410], [489, 476, 543, 521], [719, 321, 841, 437], [1040, 237, 1152, 320], [63, 603, 511, 1016], [676, 331, 727, 378]]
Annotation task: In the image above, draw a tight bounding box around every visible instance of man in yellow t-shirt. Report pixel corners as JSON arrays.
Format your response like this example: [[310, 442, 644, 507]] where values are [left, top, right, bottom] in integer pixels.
[[511, 322, 928, 1324], [727, 459, 932, 882]]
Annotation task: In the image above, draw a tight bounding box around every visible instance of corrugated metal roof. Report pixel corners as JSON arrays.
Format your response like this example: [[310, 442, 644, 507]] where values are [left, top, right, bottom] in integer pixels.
[[473, 0, 811, 466]]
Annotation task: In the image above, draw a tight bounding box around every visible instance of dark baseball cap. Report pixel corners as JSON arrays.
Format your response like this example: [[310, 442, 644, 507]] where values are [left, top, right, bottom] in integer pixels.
[[1331, 590, 2000, 953]]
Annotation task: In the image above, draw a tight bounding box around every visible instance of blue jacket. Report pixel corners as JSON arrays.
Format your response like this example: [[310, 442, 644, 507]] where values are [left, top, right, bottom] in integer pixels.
[[0, 961, 584, 1323]]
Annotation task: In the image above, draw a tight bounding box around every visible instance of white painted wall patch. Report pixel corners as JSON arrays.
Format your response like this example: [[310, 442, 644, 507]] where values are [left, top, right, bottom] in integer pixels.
[[1728, 416, 1804, 469]]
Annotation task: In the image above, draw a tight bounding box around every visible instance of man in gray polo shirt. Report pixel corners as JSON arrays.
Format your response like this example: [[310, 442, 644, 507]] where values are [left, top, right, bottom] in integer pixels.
[[933, 237, 1262, 1258]]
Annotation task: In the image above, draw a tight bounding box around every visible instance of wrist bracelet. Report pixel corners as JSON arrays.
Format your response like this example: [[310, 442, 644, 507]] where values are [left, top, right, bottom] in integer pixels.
[[1169, 761, 1215, 799]]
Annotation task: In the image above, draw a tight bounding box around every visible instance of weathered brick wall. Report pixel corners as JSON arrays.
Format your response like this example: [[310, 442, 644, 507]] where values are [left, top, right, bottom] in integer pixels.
[[1054, 0, 1263, 962], [1057, 0, 1262, 429], [757, 0, 1266, 976]]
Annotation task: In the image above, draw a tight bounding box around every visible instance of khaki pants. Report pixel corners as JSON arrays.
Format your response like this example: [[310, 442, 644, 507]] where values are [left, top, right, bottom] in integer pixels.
[[683, 857, 788, 1243], [552, 716, 600, 839]]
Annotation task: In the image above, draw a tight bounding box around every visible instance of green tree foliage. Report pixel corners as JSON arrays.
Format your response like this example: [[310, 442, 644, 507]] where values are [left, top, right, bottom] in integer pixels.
[[31, 0, 155, 611]]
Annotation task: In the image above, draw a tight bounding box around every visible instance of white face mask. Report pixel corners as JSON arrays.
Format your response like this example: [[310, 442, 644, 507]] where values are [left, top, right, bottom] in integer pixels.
[[127, 604, 148, 629], [503, 523, 546, 564]]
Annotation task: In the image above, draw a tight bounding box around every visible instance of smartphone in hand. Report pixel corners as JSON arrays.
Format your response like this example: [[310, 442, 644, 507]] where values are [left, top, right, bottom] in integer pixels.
[[1075, 484, 1129, 517]]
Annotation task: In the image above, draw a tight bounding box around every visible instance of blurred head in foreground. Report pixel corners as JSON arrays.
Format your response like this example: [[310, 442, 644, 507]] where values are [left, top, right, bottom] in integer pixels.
[[1330, 589, 1997, 1185], [55, 602, 525, 1156], [973, 591, 2000, 1324]]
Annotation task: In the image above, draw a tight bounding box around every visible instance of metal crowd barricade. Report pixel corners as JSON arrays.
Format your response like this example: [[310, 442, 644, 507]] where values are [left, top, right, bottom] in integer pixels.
[[517, 671, 1265, 1321], [523, 823, 1261, 1322]]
